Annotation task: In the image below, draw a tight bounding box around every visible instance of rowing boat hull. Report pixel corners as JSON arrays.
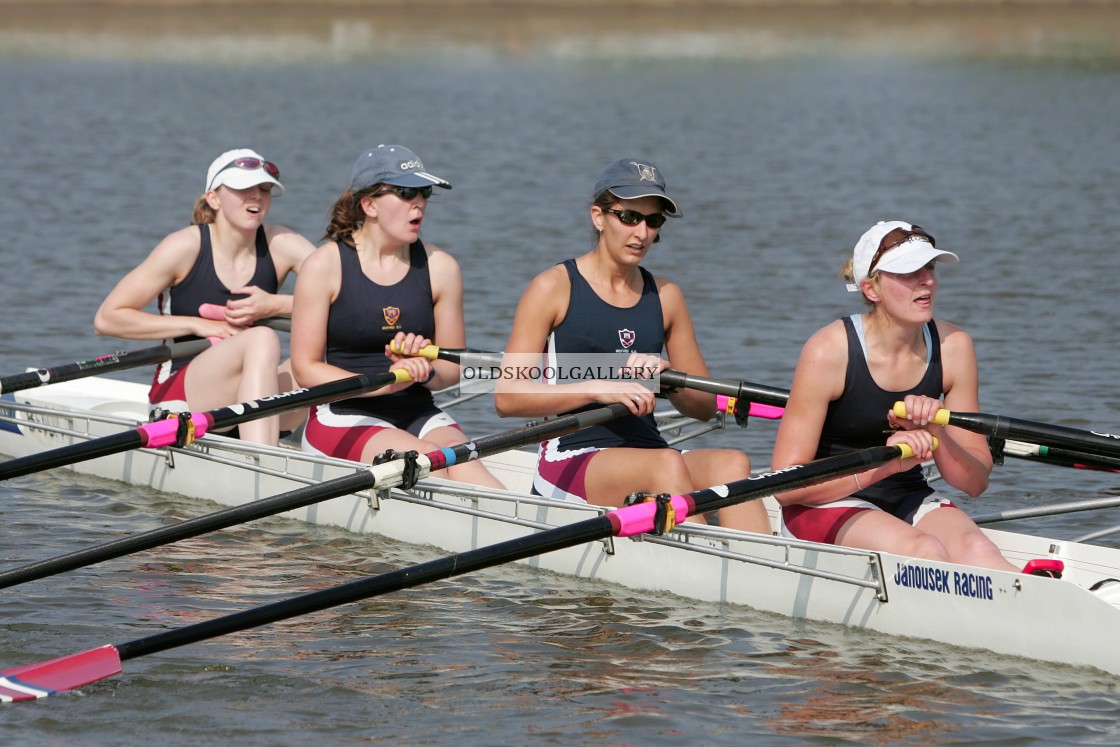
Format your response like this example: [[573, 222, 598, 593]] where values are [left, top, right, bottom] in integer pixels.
[[3, 376, 1119, 675]]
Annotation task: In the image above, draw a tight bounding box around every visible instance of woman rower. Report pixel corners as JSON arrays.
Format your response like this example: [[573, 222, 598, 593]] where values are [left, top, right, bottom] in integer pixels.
[[770, 220, 1019, 571], [493, 158, 771, 533], [94, 148, 315, 446], [289, 144, 503, 488]]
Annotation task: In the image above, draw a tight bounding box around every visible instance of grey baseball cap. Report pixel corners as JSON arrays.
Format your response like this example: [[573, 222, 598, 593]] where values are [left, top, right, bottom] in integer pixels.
[[349, 144, 452, 192], [592, 158, 681, 217]]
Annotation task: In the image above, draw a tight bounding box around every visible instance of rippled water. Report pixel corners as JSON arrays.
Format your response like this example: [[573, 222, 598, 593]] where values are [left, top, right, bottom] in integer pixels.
[[2, 5, 1120, 745]]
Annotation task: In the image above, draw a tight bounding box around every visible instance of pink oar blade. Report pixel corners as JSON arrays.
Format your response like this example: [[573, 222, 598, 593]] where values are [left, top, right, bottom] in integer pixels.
[[0, 645, 121, 702]]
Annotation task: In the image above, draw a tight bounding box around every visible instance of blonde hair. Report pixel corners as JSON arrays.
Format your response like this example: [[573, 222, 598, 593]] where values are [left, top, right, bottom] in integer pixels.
[[191, 194, 216, 225], [839, 255, 876, 308]]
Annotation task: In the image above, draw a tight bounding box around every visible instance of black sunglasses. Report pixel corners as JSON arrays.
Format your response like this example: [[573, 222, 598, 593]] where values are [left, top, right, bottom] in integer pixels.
[[867, 224, 936, 274], [605, 208, 667, 229], [374, 185, 433, 201]]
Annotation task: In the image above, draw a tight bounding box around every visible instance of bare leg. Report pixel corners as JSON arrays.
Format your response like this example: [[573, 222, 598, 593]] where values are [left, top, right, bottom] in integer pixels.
[[582, 447, 710, 524], [276, 358, 307, 434], [834, 509, 952, 561], [358, 426, 506, 489], [184, 327, 282, 445], [916, 507, 1020, 572], [681, 450, 771, 534]]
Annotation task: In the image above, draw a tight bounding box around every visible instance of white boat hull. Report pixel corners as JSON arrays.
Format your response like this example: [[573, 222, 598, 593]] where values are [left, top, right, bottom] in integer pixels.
[[2, 376, 1119, 675]]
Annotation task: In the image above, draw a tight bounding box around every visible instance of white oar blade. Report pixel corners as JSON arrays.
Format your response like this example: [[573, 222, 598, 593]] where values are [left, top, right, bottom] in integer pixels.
[[0, 645, 121, 702]]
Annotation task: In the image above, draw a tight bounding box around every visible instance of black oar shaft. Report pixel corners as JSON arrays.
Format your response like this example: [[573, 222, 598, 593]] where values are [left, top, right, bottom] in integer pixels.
[[0, 339, 211, 395], [0, 432, 144, 481], [116, 517, 614, 661], [658, 370, 789, 409], [937, 410, 1120, 461], [114, 444, 902, 662], [0, 404, 630, 589], [0, 373, 398, 482], [0, 471, 379, 590]]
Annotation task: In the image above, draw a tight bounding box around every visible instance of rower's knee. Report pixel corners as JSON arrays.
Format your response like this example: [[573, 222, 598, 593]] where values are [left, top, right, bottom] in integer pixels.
[[908, 534, 951, 563]]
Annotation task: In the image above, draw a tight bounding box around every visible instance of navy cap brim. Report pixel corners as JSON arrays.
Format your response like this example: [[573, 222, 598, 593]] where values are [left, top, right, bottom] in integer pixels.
[[383, 172, 452, 189], [609, 185, 681, 217]]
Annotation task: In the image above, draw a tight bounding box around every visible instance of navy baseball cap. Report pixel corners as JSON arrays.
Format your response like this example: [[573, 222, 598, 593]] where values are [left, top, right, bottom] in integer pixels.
[[349, 144, 452, 192], [592, 158, 681, 217]]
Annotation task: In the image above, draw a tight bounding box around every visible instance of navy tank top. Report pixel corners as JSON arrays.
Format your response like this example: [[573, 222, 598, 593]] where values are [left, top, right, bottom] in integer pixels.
[[158, 224, 278, 373], [547, 259, 667, 451], [817, 315, 942, 511], [324, 241, 435, 414]]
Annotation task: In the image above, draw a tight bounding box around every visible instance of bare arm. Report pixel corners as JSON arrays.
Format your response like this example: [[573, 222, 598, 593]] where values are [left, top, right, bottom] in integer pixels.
[[494, 266, 651, 419], [890, 321, 992, 497], [658, 279, 716, 422], [770, 321, 928, 506], [417, 246, 465, 391], [93, 227, 240, 341], [223, 225, 318, 325]]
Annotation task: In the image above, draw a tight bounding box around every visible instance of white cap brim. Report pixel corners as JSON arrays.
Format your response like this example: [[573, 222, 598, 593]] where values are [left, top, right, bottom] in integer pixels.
[[210, 169, 285, 196]]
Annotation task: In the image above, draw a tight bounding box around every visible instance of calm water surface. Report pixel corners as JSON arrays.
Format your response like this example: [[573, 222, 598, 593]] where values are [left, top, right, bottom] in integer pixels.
[[2, 6, 1120, 745]]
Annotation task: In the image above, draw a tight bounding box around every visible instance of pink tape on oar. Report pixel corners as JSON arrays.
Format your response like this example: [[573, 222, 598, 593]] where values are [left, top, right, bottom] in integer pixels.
[[716, 395, 785, 421], [610, 495, 693, 537], [137, 412, 213, 448]]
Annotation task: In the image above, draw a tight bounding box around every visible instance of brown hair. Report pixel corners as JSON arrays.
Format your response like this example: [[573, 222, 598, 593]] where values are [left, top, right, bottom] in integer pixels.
[[191, 194, 216, 225], [322, 186, 381, 248]]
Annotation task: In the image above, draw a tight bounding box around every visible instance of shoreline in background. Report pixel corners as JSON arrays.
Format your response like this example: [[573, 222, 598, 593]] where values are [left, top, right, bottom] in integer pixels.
[[3, 2, 1120, 62]]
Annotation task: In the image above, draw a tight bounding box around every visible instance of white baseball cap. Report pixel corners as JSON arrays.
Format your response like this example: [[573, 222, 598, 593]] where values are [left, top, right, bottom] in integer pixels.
[[205, 148, 285, 196], [848, 220, 958, 292]]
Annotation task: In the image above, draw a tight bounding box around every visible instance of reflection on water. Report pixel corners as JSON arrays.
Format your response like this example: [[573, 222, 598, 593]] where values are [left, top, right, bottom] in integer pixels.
[[3, 4, 1120, 63]]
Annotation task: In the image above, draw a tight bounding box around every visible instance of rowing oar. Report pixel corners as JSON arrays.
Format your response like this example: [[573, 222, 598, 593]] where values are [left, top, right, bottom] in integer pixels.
[[892, 402, 1120, 470], [0, 372, 409, 482], [0, 442, 912, 702], [401, 344, 787, 421], [0, 403, 630, 591], [1001, 440, 1120, 473], [0, 315, 296, 396], [0, 339, 210, 395]]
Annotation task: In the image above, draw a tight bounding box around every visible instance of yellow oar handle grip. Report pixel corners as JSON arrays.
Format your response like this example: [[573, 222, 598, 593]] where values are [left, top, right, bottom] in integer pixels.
[[392, 368, 413, 383], [895, 437, 939, 461], [389, 342, 440, 361], [892, 401, 951, 426]]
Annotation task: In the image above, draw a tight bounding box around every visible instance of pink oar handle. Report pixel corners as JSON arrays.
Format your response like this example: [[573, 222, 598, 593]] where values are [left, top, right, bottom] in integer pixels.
[[716, 394, 784, 420], [198, 303, 227, 321]]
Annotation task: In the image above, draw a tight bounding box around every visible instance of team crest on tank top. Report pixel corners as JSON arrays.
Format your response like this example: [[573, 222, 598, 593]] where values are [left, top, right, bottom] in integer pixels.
[[618, 329, 636, 349], [382, 306, 401, 328]]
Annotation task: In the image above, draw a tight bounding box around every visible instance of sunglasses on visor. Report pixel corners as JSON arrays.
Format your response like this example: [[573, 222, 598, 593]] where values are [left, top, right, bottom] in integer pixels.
[[867, 224, 936, 274]]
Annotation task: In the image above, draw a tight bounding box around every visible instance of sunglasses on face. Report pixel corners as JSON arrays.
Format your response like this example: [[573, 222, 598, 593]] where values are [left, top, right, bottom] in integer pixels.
[[604, 208, 668, 229], [867, 224, 936, 274], [374, 185, 433, 201], [214, 157, 280, 184]]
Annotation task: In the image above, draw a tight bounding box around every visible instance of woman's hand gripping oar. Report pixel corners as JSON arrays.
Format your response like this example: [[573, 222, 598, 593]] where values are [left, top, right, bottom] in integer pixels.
[[892, 402, 1120, 473]]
